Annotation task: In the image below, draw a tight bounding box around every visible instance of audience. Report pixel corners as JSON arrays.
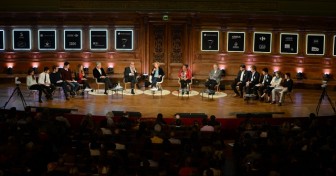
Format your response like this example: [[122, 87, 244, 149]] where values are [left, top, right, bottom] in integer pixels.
[[0, 108, 334, 176]]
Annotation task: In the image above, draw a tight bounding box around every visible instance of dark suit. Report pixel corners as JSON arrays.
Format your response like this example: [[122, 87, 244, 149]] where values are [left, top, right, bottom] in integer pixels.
[[50, 71, 71, 98], [246, 71, 260, 95], [231, 70, 250, 97], [151, 67, 165, 87], [258, 74, 272, 97], [93, 67, 113, 92], [124, 67, 138, 89]]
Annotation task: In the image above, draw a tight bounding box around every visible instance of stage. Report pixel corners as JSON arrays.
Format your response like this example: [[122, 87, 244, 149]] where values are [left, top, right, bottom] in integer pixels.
[[1, 81, 336, 119]]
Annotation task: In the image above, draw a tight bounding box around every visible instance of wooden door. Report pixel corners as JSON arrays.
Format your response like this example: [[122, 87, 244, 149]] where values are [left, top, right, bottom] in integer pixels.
[[149, 23, 187, 79]]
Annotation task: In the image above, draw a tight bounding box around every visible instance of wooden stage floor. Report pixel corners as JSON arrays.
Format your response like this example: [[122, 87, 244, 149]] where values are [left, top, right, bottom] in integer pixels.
[[1, 82, 336, 119]]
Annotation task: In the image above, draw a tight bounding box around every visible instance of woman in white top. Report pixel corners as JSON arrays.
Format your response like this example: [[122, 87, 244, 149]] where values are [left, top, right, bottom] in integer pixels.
[[26, 68, 51, 103], [262, 71, 282, 102]]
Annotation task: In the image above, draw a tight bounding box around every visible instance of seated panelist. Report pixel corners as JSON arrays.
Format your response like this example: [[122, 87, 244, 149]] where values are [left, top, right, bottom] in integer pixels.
[[26, 68, 52, 103], [50, 65, 71, 100], [60, 61, 80, 96], [257, 67, 272, 100], [178, 64, 192, 90], [231, 64, 249, 98], [205, 64, 221, 92], [245, 65, 260, 96], [75, 64, 93, 93], [38, 66, 55, 98], [124, 62, 139, 94], [93, 62, 114, 95], [271, 72, 293, 106], [150, 61, 165, 90]]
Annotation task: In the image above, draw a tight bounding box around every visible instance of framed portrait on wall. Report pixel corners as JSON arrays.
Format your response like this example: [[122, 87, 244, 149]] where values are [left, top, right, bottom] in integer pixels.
[[38, 29, 57, 50], [13, 29, 31, 51], [306, 34, 325, 55], [253, 32, 272, 53], [227, 32, 245, 52], [332, 35, 336, 56], [280, 33, 298, 54], [0, 30, 4, 51], [90, 29, 108, 50], [64, 29, 82, 50], [201, 31, 219, 51], [115, 29, 133, 50]]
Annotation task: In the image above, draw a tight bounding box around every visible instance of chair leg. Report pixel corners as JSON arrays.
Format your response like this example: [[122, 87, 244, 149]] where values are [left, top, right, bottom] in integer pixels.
[[288, 94, 293, 103]]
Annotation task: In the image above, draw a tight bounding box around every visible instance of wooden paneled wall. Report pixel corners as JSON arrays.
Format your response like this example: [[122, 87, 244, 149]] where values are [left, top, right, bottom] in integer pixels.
[[0, 12, 335, 82]]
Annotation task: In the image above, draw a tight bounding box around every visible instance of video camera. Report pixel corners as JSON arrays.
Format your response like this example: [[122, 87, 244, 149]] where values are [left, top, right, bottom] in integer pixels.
[[15, 77, 21, 85], [321, 80, 327, 88]]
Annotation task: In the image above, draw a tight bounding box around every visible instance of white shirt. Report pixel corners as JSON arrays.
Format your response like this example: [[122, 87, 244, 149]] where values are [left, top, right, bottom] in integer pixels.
[[240, 70, 245, 81], [251, 71, 255, 81], [38, 72, 51, 85], [26, 75, 37, 87]]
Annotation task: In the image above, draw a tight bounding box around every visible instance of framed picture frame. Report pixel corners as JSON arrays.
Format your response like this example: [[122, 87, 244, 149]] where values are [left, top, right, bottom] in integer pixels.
[[13, 29, 31, 51], [201, 31, 219, 51], [306, 34, 325, 55], [115, 29, 133, 50], [253, 32, 272, 53], [0, 30, 4, 51], [227, 32, 245, 52], [280, 33, 299, 54], [90, 29, 108, 50], [64, 29, 82, 51], [332, 35, 336, 56], [38, 29, 57, 50]]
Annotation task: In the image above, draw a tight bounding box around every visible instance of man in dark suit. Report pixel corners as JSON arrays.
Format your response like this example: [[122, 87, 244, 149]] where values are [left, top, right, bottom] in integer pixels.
[[231, 64, 249, 98], [124, 62, 139, 94], [258, 67, 272, 101], [245, 65, 260, 97], [93, 62, 114, 95]]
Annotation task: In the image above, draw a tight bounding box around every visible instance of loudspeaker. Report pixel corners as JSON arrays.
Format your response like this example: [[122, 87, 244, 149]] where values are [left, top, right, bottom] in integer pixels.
[[112, 111, 124, 117], [176, 113, 207, 118], [128, 111, 142, 118], [236, 113, 272, 118]]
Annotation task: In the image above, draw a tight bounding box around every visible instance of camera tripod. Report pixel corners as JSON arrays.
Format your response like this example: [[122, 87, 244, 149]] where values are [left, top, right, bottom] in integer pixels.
[[3, 84, 27, 109], [316, 86, 336, 116]]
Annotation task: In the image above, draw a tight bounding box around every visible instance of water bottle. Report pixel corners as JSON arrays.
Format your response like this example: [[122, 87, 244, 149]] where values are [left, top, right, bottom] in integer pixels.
[[117, 81, 121, 89]]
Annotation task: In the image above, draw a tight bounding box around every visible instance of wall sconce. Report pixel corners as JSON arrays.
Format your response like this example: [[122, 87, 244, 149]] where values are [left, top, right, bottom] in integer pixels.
[[7, 67, 13, 75], [107, 67, 114, 74], [83, 67, 89, 74], [32, 67, 38, 74], [296, 72, 304, 80], [221, 69, 226, 77], [323, 73, 331, 81]]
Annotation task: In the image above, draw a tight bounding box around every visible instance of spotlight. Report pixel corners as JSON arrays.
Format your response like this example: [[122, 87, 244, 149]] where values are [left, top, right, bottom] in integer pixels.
[[107, 67, 114, 74], [296, 72, 304, 80], [323, 73, 331, 81], [32, 67, 38, 74], [83, 67, 89, 74], [221, 69, 226, 77], [7, 67, 13, 75]]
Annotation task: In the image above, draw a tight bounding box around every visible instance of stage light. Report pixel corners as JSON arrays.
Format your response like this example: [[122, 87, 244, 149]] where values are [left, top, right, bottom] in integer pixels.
[[83, 67, 89, 74], [7, 67, 13, 75], [323, 73, 331, 81], [107, 67, 114, 74], [296, 72, 304, 80], [32, 67, 38, 74], [221, 69, 226, 77]]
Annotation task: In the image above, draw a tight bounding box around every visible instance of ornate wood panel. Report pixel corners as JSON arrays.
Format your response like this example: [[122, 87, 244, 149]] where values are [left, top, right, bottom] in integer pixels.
[[149, 23, 186, 79]]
